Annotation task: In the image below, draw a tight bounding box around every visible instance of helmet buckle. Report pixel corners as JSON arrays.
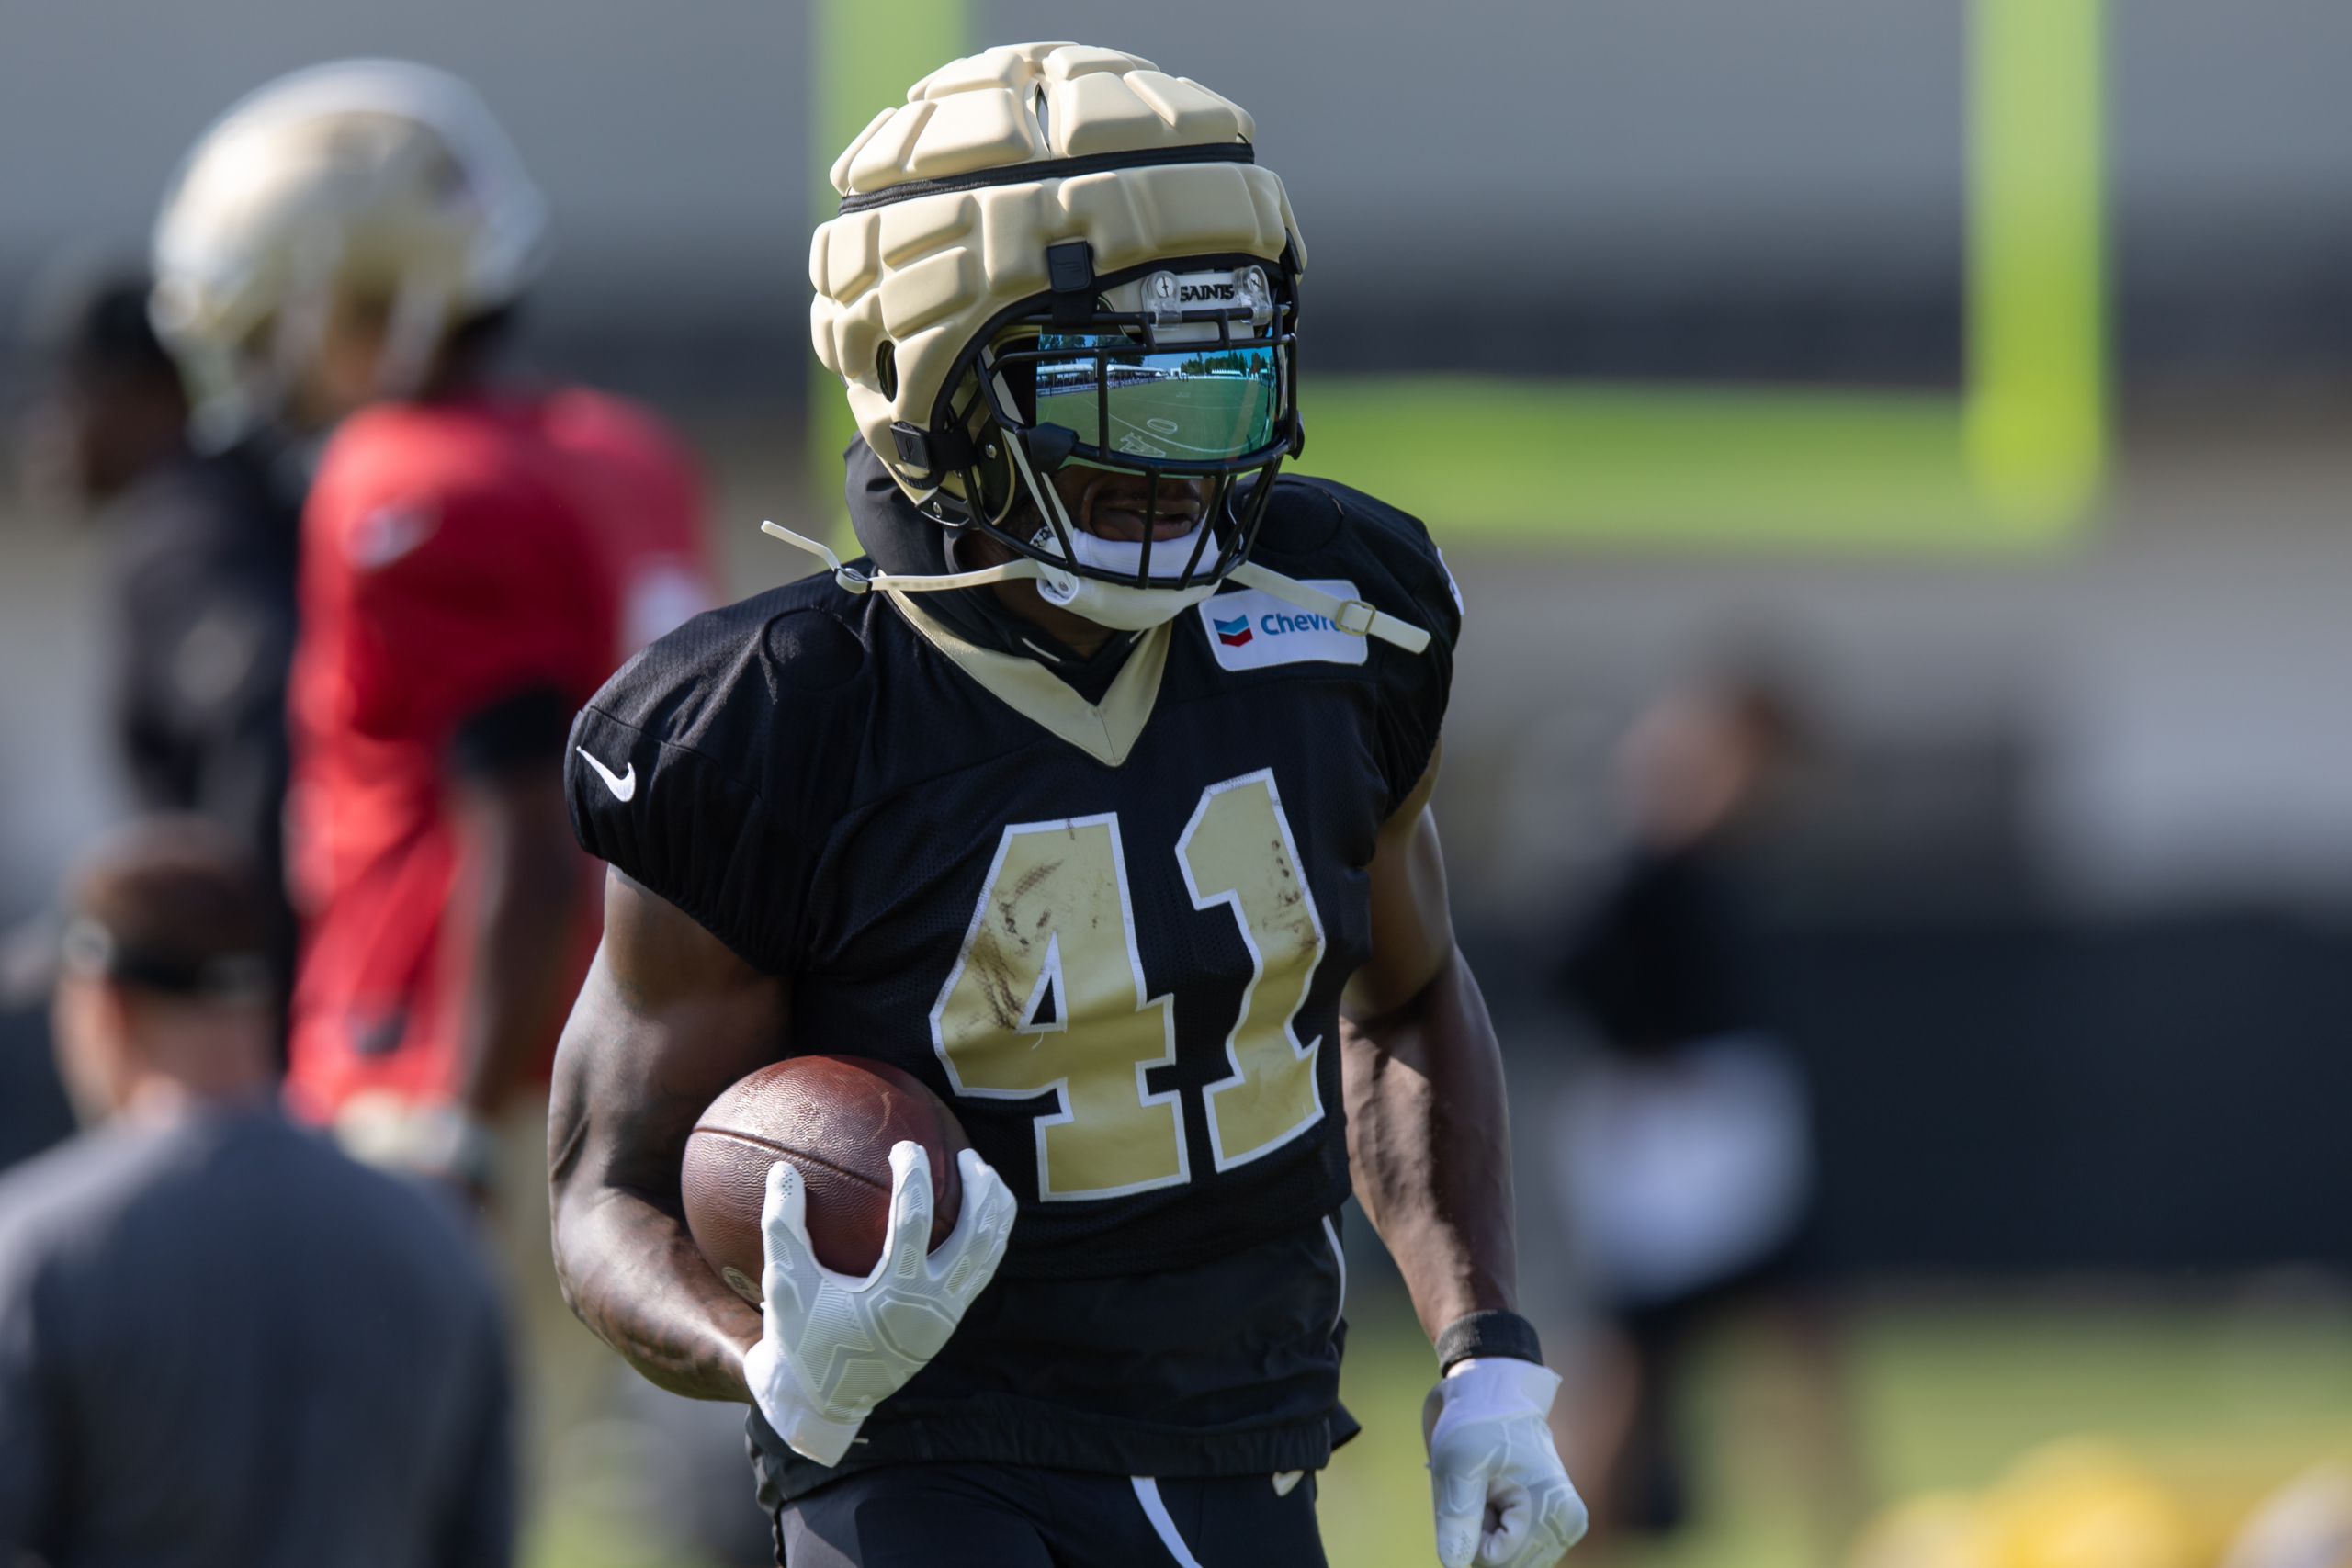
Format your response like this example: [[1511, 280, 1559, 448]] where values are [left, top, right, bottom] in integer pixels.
[[1046, 240, 1095, 326], [888, 422, 933, 471], [1239, 265, 1274, 329], [1144, 270, 1182, 326]]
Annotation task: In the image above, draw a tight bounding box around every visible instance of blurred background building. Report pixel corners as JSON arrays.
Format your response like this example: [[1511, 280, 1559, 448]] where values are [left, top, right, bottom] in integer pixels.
[[9, 3, 2352, 1566]]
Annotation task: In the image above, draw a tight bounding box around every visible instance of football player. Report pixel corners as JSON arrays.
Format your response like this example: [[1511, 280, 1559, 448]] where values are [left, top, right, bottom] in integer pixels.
[[39, 276, 303, 1025], [150, 61, 717, 1190], [551, 43, 1586, 1568]]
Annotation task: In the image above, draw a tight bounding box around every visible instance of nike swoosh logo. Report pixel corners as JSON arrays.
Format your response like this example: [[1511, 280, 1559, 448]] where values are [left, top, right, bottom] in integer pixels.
[[577, 747, 636, 803]]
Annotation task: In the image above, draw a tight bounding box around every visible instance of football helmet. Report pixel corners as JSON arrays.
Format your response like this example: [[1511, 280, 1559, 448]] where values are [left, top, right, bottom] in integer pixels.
[[804, 43, 1335, 634], [151, 59, 549, 447]]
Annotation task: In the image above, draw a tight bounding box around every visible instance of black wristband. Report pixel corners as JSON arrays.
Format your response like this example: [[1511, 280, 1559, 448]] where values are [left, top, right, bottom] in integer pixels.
[[1434, 1310, 1544, 1374]]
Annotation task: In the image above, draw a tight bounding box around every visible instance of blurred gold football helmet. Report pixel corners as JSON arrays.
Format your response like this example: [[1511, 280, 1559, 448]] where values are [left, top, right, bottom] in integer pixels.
[[151, 59, 548, 446]]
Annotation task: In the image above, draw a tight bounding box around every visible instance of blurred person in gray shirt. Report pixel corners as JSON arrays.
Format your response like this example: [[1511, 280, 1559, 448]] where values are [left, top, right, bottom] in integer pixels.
[[0, 818, 513, 1566]]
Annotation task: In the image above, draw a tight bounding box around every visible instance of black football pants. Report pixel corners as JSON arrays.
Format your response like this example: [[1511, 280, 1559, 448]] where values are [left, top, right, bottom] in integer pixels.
[[774, 1461, 1328, 1567]]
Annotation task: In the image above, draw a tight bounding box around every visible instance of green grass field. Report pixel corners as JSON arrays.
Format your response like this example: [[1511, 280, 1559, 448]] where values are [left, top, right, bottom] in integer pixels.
[[1320, 1286, 2352, 1568], [528, 1285, 2352, 1568]]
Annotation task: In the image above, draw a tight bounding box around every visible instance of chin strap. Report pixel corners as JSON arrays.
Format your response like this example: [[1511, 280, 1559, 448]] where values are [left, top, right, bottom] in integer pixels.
[[761, 521, 1045, 594], [1227, 561, 1432, 654], [760, 521, 1432, 655]]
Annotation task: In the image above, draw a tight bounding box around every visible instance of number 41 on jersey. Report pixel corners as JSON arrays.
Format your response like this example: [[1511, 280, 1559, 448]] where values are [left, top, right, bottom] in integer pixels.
[[929, 769, 1327, 1201]]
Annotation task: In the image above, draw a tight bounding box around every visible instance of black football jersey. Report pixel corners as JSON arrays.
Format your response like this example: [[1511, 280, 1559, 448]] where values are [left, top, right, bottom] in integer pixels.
[[567, 474, 1460, 1490]]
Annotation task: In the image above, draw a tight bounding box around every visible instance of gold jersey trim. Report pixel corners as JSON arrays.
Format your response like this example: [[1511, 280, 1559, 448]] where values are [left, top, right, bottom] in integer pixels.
[[885, 591, 1170, 768]]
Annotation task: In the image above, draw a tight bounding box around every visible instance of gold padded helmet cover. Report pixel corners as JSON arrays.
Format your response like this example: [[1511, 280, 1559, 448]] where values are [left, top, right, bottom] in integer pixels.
[[808, 43, 1306, 503]]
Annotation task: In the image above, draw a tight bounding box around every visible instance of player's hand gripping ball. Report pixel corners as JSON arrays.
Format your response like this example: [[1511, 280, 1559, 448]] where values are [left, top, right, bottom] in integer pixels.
[[744, 1141, 1014, 1464], [1424, 1359, 1589, 1567], [715, 1053, 1011, 1476], [686, 1057, 1016, 1467]]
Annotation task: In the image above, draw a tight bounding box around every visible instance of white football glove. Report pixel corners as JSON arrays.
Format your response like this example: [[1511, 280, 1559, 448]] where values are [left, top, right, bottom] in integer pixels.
[[1424, 1358, 1589, 1568], [741, 1141, 1015, 1466]]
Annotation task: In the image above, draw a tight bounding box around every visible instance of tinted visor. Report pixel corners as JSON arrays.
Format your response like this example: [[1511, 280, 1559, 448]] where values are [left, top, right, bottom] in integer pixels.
[[1035, 333, 1283, 464]]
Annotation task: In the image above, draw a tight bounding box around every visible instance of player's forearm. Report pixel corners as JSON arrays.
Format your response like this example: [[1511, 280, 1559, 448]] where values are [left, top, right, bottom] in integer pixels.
[[550, 1174, 760, 1401], [548, 1023, 762, 1401], [451, 772, 582, 1118], [1340, 947, 1519, 1342], [548, 916, 785, 1402]]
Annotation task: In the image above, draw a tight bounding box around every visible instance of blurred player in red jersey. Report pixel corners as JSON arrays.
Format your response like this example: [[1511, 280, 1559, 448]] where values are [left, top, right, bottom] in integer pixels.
[[149, 60, 716, 1192]]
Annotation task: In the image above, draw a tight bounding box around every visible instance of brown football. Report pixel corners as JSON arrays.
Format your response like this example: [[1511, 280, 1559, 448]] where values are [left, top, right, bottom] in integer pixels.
[[680, 1055, 969, 1303]]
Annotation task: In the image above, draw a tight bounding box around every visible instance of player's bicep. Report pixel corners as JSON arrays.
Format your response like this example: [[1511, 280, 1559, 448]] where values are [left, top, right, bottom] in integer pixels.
[[551, 869, 785, 1203], [1343, 747, 1455, 1021]]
